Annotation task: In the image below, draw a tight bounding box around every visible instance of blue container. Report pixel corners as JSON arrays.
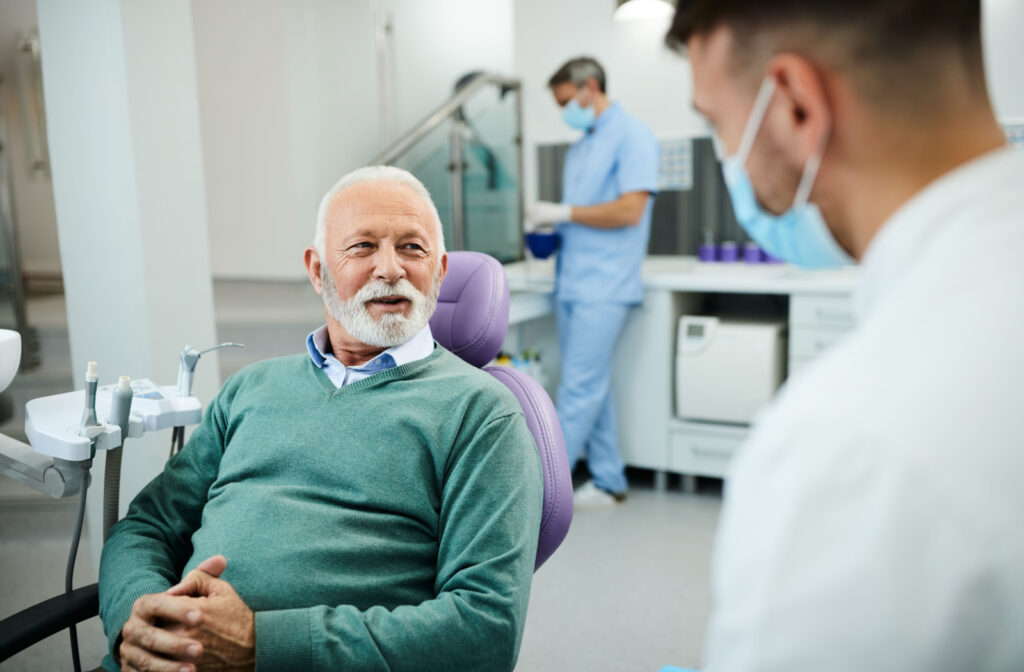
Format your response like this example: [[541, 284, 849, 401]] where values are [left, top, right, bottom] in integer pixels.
[[525, 231, 560, 259]]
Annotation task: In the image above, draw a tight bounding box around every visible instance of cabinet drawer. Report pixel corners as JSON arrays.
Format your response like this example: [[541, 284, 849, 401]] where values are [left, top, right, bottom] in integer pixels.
[[790, 294, 856, 328], [668, 427, 746, 478], [789, 327, 851, 360]]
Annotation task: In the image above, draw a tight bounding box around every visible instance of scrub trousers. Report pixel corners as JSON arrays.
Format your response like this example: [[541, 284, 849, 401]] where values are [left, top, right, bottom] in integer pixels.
[[555, 300, 631, 495]]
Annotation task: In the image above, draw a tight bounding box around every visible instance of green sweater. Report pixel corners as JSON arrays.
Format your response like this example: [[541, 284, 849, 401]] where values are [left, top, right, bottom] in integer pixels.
[[99, 346, 543, 671]]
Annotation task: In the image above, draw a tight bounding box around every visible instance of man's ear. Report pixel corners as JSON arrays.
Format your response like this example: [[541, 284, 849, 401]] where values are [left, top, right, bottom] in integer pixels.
[[766, 53, 832, 171], [437, 253, 448, 286], [304, 247, 324, 296]]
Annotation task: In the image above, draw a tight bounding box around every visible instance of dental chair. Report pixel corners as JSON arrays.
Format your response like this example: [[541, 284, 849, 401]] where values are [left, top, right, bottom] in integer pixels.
[[0, 250, 573, 662]]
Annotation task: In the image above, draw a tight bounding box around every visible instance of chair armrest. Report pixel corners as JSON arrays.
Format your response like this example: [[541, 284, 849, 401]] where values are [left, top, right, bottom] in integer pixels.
[[0, 582, 99, 662]]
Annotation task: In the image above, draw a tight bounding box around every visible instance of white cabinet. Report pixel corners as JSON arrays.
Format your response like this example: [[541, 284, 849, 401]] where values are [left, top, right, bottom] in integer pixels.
[[668, 421, 748, 478], [788, 293, 856, 379]]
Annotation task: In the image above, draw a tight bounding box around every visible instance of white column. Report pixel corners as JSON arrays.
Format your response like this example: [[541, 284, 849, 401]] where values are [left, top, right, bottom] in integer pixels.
[[37, 0, 220, 577]]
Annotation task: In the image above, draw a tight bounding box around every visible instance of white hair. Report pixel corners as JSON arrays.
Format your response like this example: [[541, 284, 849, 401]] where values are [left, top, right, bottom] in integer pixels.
[[313, 165, 446, 258]]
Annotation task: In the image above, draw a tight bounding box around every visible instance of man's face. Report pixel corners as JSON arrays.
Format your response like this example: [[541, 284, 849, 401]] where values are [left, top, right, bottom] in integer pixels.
[[688, 27, 802, 215], [315, 181, 447, 348], [551, 80, 595, 110]]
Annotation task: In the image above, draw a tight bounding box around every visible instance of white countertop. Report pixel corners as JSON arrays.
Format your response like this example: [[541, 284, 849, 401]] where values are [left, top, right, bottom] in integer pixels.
[[504, 255, 859, 296]]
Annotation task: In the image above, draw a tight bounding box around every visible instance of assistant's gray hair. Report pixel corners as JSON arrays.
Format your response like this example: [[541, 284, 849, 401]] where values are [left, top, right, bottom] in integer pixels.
[[548, 56, 606, 93], [313, 165, 446, 257]]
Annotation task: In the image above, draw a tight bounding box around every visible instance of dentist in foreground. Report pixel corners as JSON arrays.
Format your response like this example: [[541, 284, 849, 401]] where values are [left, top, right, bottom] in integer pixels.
[[666, 0, 1024, 669]]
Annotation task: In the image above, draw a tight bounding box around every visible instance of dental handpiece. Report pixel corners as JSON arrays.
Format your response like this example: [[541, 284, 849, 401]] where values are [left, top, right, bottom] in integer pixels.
[[79, 361, 99, 433]]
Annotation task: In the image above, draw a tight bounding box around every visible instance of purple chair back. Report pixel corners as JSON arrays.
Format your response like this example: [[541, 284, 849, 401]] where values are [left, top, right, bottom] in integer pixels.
[[429, 251, 572, 570]]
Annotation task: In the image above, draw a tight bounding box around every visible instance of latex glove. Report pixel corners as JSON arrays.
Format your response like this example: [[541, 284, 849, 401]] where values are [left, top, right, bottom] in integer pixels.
[[526, 201, 572, 227]]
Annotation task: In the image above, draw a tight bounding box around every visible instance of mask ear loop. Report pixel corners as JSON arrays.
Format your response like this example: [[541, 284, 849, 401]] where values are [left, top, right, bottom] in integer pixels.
[[792, 106, 832, 208], [736, 77, 777, 164]]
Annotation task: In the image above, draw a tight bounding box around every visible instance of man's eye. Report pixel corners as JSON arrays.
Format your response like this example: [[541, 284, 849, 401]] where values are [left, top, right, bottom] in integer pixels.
[[403, 243, 424, 251], [349, 242, 373, 250]]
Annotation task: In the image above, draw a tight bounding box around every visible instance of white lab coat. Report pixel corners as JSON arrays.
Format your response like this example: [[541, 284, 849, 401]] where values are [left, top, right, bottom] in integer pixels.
[[704, 147, 1024, 671]]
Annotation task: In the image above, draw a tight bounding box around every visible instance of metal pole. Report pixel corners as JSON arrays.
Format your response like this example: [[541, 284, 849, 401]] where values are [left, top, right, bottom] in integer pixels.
[[512, 83, 525, 261], [449, 121, 465, 251]]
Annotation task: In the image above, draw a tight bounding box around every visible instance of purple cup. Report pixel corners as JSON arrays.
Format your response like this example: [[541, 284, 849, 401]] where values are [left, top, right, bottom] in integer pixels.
[[698, 243, 717, 262], [760, 249, 783, 264], [719, 241, 739, 263], [743, 242, 762, 264]]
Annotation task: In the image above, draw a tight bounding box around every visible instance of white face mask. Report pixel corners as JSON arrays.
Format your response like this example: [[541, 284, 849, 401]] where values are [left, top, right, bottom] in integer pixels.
[[321, 267, 440, 348], [718, 77, 852, 269]]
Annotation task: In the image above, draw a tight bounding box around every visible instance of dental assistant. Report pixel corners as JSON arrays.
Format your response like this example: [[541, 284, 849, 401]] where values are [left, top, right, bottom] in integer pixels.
[[527, 56, 658, 507], [667, 0, 1024, 669]]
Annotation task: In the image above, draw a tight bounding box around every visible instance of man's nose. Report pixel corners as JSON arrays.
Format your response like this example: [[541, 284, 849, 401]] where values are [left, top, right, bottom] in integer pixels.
[[373, 244, 406, 284]]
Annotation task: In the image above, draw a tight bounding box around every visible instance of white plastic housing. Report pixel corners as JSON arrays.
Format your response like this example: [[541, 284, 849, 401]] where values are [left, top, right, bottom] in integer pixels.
[[96, 378, 202, 432], [25, 379, 201, 462], [26, 391, 122, 461], [0, 329, 21, 394]]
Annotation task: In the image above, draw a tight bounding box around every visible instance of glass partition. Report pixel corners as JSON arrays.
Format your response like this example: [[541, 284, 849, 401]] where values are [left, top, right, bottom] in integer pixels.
[[381, 75, 523, 263]]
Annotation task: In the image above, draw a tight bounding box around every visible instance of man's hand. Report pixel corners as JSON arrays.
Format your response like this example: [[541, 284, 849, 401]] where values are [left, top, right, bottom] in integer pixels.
[[526, 201, 572, 227], [163, 556, 256, 671], [118, 556, 255, 672], [119, 592, 205, 672]]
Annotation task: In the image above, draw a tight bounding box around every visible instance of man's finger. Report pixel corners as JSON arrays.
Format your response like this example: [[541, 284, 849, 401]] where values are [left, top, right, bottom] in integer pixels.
[[121, 614, 202, 661], [167, 555, 227, 596], [195, 554, 227, 577], [166, 569, 223, 597], [120, 639, 197, 672], [132, 593, 203, 626]]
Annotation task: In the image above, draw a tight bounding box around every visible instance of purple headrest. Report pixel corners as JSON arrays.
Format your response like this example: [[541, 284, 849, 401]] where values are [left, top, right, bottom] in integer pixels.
[[429, 251, 510, 368]]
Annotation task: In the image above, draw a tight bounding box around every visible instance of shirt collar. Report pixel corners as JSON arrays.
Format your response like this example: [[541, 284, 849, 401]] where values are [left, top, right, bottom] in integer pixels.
[[589, 101, 621, 135], [306, 323, 434, 370], [854, 146, 1022, 318]]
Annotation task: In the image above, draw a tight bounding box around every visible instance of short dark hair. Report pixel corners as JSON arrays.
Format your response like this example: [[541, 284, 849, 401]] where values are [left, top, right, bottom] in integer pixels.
[[665, 1, 984, 109], [548, 57, 606, 93]]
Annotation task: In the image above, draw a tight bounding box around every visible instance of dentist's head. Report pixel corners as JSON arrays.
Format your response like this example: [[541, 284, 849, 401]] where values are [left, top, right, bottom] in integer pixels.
[[304, 166, 447, 358], [666, 0, 1002, 267], [547, 56, 610, 132]]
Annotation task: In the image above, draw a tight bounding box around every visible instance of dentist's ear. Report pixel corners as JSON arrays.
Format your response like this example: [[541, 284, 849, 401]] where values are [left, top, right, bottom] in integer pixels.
[[765, 53, 834, 172], [304, 247, 324, 296]]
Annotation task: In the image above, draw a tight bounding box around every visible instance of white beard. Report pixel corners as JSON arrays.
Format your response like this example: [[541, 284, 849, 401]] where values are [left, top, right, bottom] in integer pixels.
[[321, 268, 440, 348]]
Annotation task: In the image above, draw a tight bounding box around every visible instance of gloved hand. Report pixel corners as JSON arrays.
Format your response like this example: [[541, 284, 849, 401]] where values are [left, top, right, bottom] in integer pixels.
[[526, 201, 572, 227]]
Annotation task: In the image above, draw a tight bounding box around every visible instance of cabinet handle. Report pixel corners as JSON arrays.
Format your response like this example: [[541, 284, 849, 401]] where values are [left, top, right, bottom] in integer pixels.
[[691, 444, 734, 458]]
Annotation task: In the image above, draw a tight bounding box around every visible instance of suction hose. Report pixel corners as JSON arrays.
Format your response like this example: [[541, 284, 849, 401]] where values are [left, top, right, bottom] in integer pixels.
[[103, 376, 133, 540]]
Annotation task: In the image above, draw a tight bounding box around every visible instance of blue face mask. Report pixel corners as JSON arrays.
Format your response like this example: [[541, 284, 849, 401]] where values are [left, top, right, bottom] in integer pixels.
[[562, 99, 596, 131], [719, 77, 852, 269]]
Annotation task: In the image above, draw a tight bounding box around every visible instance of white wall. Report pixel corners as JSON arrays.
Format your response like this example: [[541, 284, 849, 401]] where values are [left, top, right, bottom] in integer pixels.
[[983, 0, 1024, 121], [0, 0, 60, 277], [195, 0, 515, 280], [382, 0, 515, 138], [513, 1, 706, 206]]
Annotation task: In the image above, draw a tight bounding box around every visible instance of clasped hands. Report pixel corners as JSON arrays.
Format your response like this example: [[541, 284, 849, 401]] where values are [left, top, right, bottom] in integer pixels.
[[118, 555, 255, 672]]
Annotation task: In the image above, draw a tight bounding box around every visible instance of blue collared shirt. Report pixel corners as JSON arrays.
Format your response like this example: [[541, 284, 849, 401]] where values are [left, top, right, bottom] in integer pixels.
[[305, 324, 435, 388], [557, 102, 659, 304]]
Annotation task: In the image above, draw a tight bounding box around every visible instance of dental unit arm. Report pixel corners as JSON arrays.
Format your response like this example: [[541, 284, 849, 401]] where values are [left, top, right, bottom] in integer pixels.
[[0, 330, 243, 671], [0, 339, 244, 497]]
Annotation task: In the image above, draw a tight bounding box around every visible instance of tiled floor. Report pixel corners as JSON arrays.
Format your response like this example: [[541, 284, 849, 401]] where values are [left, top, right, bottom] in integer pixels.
[[0, 284, 720, 671]]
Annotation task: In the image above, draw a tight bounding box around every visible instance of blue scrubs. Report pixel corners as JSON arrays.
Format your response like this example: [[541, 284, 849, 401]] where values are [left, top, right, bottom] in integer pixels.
[[555, 103, 658, 494]]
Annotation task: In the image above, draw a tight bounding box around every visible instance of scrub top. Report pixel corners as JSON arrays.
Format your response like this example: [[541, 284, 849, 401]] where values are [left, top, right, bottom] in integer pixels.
[[557, 103, 659, 304]]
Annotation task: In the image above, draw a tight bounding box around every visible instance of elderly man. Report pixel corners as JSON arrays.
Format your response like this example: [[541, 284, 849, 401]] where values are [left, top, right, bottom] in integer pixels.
[[97, 166, 543, 672]]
